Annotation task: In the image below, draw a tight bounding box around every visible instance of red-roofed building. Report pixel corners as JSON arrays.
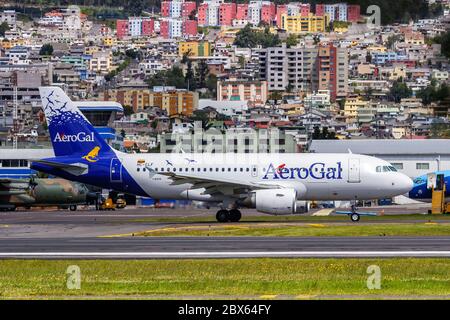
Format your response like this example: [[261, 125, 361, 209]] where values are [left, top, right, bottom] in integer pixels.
[[347, 5, 360, 22], [198, 3, 208, 26], [182, 2, 197, 18], [219, 3, 236, 26], [276, 5, 287, 28], [142, 19, 154, 36], [261, 3, 276, 24], [160, 20, 170, 38], [161, 1, 170, 17], [236, 4, 249, 20], [116, 19, 128, 39], [183, 19, 198, 36]]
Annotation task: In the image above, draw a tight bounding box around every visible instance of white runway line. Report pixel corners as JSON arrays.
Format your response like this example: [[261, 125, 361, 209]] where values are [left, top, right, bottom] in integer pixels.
[[1, 251, 450, 258]]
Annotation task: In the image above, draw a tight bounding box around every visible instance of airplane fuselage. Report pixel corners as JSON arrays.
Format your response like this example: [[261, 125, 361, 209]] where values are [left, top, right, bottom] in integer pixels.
[[32, 152, 413, 202]]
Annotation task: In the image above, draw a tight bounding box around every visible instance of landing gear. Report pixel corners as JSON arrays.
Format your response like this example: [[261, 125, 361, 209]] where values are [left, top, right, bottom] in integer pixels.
[[69, 205, 77, 211], [216, 209, 229, 223], [350, 212, 360, 222], [229, 209, 242, 222], [350, 204, 360, 222], [216, 209, 242, 222]]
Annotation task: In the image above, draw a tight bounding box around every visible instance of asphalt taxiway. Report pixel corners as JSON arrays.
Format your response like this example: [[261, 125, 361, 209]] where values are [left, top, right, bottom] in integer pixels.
[[0, 206, 449, 259]]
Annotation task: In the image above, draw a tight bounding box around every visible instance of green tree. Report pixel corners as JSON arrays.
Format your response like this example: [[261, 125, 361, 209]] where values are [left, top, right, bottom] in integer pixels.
[[234, 24, 280, 49], [195, 60, 209, 89], [185, 60, 197, 90], [389, 79, 412, 103], [39, 44, 54, 56], [123, 105, 133, 116], [285, 34, 298, 48], [0, 22, 10, 37]]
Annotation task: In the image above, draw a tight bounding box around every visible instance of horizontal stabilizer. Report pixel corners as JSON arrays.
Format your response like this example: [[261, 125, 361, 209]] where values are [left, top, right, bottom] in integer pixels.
[[31, 159, 88, 175], [335, 211, 378, 217]]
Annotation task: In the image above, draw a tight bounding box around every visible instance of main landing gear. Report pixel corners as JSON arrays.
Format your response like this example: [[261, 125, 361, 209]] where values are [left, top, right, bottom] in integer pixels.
[[216, 209, 242, 222]]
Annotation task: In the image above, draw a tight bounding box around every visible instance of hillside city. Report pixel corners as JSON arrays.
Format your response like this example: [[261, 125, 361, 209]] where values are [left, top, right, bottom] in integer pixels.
[[0, 0, 450, 154]]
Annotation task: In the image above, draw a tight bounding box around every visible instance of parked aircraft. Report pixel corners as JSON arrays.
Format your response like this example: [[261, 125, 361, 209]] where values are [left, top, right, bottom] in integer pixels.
[[31, 87, 413, 222], [0, 177, 96, 211]]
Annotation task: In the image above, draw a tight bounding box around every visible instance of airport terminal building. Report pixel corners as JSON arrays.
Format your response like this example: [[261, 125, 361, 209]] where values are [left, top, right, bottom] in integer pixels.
[[310, 139, 450, 178]]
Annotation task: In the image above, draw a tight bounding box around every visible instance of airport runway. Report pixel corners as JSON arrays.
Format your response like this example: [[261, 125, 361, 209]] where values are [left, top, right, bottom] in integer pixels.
[[1, 206, 449, 259], [1, 236, 450, 258]]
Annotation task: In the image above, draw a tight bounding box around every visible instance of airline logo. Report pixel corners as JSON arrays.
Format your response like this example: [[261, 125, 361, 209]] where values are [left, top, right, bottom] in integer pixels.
[[82, 146, 100, 163], [53, 132, 95, 143], [263, 162, 343, 180]]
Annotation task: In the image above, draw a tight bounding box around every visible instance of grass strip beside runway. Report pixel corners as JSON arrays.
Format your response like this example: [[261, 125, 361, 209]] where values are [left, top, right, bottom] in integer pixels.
[[126, 214, 450, 224], [118, 222, 450, 237], [0, 259, 449, 299]]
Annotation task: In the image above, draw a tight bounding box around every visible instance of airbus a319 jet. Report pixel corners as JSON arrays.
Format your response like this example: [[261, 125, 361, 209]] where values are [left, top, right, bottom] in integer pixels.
[[31, 87, 413, 222]]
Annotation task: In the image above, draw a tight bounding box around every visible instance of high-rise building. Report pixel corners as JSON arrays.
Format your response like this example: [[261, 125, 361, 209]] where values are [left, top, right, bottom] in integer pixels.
[[257, 43, 348, 100], [219, 3, 236, 26]]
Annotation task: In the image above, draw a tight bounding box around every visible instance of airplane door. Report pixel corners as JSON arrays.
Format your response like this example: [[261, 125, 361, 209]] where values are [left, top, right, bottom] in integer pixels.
[[348, 158, 361, 183], [110, 158, 122, 182], [251, 165, 258, 177]]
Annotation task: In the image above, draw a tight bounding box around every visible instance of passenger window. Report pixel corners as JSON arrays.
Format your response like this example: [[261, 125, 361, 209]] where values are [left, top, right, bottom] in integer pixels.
[[234, 168, 237, 172], [216, 168, 219, 172], [246, 168, 250, 172], [228, 168, 231, 172], [137, 168, 140, 172]]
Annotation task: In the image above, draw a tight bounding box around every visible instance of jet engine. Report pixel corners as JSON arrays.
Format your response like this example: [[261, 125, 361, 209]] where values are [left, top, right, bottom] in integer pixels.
[[242, 189, 298, 215]]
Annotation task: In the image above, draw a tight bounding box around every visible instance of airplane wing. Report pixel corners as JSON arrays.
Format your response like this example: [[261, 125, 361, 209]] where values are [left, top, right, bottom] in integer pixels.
[[158, 171, 286, 197], [31, 159, 88, 175], [31, 159, 85, 170]]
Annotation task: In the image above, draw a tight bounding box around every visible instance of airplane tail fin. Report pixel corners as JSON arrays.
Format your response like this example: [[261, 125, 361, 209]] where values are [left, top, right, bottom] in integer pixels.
[[39, 87, 113, 158]]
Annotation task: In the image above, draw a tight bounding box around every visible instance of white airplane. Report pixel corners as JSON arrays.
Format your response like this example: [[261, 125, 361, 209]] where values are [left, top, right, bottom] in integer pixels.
[[31, 87, 413, 222]]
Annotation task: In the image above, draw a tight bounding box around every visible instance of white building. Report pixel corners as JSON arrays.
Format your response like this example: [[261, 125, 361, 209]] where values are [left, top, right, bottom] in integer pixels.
[[128, 17, 143, 37], [310, 140, 450, 178], [0, 10, 16, 30], [170, 0, 183, 18]]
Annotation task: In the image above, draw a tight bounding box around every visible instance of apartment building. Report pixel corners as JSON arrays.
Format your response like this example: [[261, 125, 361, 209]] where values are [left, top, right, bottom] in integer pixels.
[[89, 51, 112, 75], [161, 0, 196, 18], [280, 13, 329, 33], [217, 78, 268, 106], [102, 87, 198, 116], [0, 10, 17, 30], [257, 44, 348, 100], [179, 41, 211, 57], [116, 17, 154, 39], [344, 96, 369, 123], [315, 3, 360, 23]]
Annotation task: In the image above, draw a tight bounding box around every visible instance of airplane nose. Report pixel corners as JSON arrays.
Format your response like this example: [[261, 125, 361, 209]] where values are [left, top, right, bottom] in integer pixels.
[[396, 174, 414, 194]]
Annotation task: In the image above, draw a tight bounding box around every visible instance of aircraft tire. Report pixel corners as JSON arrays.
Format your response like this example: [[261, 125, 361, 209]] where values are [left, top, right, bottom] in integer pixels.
[[350, 213, 360, 222], [229, 209, 242, 222], [69, 205, 77, 211], [216, 210, 230, 223]]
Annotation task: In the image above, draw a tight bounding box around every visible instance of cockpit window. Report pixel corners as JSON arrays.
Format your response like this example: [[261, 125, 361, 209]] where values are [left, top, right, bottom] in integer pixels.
[[376, 166, 397, 172]]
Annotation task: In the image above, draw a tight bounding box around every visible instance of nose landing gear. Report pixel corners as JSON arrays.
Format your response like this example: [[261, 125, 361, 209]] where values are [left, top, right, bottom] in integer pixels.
[[216, 209, 242, 222]]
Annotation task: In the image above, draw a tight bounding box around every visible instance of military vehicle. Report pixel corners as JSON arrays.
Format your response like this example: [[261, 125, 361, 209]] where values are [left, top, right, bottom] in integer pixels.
[[0, 178, 97, 211]]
